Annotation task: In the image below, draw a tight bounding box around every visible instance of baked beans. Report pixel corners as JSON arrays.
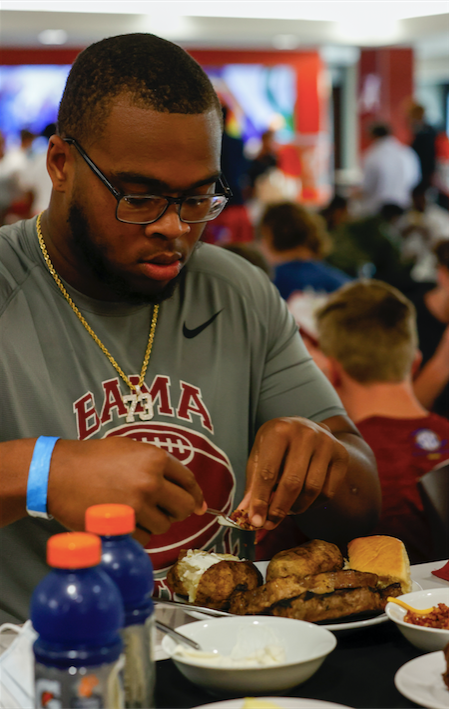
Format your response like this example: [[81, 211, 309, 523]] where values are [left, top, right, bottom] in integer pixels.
[[404, 603, 449, 629]]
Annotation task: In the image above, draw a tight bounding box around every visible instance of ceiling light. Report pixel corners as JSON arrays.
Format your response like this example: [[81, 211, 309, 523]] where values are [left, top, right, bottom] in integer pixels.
[[38, 29, 68, 45], [272, 35, 301, 50], [3, 1, 449, 21], [334, 16, 401, 44]]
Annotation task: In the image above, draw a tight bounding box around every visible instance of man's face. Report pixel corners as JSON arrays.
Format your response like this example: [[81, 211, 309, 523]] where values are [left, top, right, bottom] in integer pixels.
[[66, 99, 222, 303]]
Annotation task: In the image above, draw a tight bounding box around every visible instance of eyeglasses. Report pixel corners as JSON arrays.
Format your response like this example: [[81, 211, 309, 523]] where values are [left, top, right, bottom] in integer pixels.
[[63, 137, 232, 225]]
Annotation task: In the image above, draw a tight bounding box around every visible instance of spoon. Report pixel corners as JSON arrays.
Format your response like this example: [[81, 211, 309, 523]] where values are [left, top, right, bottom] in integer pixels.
[[387, 597, 434, 615], [152, 596, 233, 617], [155, 620, 201, 650]]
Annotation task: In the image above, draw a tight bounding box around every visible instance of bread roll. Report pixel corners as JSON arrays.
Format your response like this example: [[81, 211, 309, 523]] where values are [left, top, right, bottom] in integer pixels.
[[347, 535, 412, 593]]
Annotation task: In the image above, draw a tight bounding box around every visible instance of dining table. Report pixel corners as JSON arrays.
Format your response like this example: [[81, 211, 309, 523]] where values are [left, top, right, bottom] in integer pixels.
[[0, 558, 447, 709], [153, 558, 449, 709]]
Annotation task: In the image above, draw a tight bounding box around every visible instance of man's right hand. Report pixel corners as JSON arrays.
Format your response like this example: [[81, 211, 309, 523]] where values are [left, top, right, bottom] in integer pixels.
[[48, 438, 206, 533], [0, 437, 205, 533]]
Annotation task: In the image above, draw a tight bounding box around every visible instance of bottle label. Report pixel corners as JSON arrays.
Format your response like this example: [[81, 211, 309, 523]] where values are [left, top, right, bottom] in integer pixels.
[[121, 615, 155, 708], [35, 656, 125, 709]]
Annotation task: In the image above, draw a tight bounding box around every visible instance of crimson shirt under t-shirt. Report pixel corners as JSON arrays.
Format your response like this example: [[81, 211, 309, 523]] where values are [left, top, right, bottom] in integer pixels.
[[357, 413, 449, 563]]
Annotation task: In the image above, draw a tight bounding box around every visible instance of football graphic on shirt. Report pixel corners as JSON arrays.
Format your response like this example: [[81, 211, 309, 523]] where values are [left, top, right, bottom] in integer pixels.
[[104, 422, 236, 571]]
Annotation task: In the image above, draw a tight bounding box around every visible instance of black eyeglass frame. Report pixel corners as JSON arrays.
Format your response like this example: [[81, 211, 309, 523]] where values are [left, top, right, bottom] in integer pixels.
[[63, 137, 232, 225]]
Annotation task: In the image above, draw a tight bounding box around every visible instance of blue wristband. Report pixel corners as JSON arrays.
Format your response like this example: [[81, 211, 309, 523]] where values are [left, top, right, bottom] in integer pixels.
[[26, 436, 60, 519]]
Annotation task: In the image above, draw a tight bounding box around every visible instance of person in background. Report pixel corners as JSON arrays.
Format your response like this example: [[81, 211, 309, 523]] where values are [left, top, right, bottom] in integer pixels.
[[315, 279, 449, 563], [246, 128, 279, 197], [220, 242, 271, 276], [0, 131, 13, 224], [259, 201, 351, 300], [19, 123, 56, 217], [320, 194, 374, 279], [434, 129, 449, 211], [326, 203, 415, 292], [320, 194, 351, 234], [398, 185, 449, 283], [360, 122, 421, 217], [411, 240, 449, 419], [408, 103, 437, 192], [0, 128, 36, 222], [0, 33, 380, 624], [201, 105, 253, 244]]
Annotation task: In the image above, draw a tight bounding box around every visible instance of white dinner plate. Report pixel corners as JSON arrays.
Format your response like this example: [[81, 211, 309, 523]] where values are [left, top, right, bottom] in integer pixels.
[[192, 697, 354, 709], [175, 561, 421, 630], [395, 651, 449, 709]]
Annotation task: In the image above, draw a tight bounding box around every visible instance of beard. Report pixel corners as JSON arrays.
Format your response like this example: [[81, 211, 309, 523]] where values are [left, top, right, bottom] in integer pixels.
[[67, 200, 183, 305]]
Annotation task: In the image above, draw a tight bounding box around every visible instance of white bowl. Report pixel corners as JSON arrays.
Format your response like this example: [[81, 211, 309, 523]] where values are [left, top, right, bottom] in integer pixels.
[[385, 588, 449, 652], [161, 615, 336, 696]]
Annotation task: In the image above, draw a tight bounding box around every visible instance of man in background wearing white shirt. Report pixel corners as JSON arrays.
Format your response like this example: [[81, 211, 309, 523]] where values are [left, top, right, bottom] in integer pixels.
[[361, 122, 421, 216]]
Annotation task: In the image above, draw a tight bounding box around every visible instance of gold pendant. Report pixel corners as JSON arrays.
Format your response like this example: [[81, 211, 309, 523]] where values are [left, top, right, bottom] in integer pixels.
[[123, 385, 153, 423]]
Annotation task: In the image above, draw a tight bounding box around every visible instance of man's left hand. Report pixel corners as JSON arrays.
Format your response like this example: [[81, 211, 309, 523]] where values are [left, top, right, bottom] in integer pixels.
[[241, 416, 350, 529]]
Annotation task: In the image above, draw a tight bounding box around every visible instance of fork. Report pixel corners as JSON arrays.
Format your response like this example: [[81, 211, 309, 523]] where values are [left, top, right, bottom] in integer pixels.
[[140, 508, 243, 544], [205, 508, 243, 529]]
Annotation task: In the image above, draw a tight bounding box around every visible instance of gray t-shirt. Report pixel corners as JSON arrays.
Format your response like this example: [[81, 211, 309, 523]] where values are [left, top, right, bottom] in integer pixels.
[[0, 217, 345, 623]]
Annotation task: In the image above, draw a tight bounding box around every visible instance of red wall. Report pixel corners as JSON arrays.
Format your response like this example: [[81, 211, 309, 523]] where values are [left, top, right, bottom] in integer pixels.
[[0, 47, 82, 64], [358, 47, 414, 152]]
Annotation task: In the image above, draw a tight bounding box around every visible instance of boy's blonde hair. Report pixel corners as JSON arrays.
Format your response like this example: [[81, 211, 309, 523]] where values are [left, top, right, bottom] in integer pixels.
[[315, 280, 418, 383]]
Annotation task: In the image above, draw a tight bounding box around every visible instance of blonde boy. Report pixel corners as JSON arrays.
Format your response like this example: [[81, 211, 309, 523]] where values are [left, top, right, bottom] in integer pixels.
[[315, 280, 449, 562]]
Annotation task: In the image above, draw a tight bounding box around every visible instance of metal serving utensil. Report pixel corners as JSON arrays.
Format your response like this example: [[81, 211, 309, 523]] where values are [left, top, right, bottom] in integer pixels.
[[139, 509, 244, 538], [152, 596, 234, 617], [205, 507, 243, 529], [206, 507, 295, 530], [155, 620, 202, 650]]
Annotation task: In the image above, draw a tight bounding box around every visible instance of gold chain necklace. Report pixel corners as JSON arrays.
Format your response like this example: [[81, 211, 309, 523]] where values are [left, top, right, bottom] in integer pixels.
[[36, 212, 159, 422]]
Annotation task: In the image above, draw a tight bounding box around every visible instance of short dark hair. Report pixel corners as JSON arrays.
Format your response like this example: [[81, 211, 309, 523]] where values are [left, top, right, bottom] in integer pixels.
[[58, 33, 222, 144], [379, 203, 404, 221], [434, 239, 449, 269], [260, 201, 331, 258], [41, 123, 56, 141], [20, 129, 35, 142], [324, 195, 348, 213], [369, 122, 391, 139], [320, 195, 348, 230]]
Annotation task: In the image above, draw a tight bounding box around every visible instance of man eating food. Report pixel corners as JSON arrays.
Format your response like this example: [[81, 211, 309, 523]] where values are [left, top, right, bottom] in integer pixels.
[[0, 33, 380, 624]]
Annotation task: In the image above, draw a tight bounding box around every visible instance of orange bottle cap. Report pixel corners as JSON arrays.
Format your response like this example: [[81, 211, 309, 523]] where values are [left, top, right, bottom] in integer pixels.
[[85, 504, 135, 536], [47, 532, 101, 569]]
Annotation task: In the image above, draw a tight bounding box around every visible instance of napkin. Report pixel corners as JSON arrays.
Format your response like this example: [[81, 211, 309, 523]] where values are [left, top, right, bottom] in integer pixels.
[[432, 560, 449, 581]]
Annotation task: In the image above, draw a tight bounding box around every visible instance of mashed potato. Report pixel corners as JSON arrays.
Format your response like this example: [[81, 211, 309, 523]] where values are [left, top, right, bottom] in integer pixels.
[[172, 643, 285, 668], [172, 623, 286, 668]]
